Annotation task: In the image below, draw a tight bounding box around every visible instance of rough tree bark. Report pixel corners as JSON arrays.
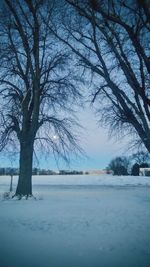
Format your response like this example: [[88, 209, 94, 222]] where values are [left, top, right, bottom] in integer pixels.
[[16, 139, 34, 197]]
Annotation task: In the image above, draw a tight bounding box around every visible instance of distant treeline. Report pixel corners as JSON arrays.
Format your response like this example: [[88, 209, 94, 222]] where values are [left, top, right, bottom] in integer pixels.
[[0, 168, 86, 176], [106, 154, 150, 176]]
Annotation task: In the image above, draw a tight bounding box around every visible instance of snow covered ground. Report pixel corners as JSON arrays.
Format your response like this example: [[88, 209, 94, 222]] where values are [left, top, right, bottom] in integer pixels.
[[0, 175, 150, 267]]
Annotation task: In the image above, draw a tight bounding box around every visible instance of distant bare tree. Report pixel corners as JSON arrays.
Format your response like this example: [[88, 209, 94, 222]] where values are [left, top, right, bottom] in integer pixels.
[[130, 150, 150, 175], [54, 0, 150, 152], [107, 156, 129, 175], [0, 0, 82, 198], [131, 151, 150, 165]]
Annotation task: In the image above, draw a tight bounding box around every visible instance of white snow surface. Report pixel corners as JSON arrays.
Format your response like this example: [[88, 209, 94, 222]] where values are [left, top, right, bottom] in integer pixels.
[[0, 175, 150, 267], [1, 174, 150, 187]]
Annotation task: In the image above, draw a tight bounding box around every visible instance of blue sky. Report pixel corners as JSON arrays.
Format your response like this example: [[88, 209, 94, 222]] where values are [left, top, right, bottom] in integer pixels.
[[0, 107, 128, 171]]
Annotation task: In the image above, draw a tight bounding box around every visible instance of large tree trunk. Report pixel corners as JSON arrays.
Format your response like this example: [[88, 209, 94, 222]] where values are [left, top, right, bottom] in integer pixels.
[[15, 139, 34, 197]]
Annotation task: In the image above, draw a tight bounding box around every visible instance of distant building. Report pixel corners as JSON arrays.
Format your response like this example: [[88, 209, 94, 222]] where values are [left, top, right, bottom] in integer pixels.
[[59, 170, 83, 175], [87, 169, 108, 175], [139, 168, 150, 176], [38, 169, 57, 175]]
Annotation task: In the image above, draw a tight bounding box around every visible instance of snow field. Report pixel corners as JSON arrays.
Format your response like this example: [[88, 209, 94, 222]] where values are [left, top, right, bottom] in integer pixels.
[[0, 175, 150, 267]]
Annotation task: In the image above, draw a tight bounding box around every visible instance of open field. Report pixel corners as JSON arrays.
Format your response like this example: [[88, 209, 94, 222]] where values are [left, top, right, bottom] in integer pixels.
[[0, 175, 150, 267]]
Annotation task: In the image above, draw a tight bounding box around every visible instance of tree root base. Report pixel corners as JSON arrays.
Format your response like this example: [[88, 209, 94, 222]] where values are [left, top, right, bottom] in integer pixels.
[[12, 194, 36, 200]]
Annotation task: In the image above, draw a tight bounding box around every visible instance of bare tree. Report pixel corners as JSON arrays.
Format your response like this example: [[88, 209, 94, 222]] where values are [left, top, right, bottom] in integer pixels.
[[0, 0, 82, 198], [131, 151, 150, 165], [107, 156, 129, 175], [54, 0, 150, 152]]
